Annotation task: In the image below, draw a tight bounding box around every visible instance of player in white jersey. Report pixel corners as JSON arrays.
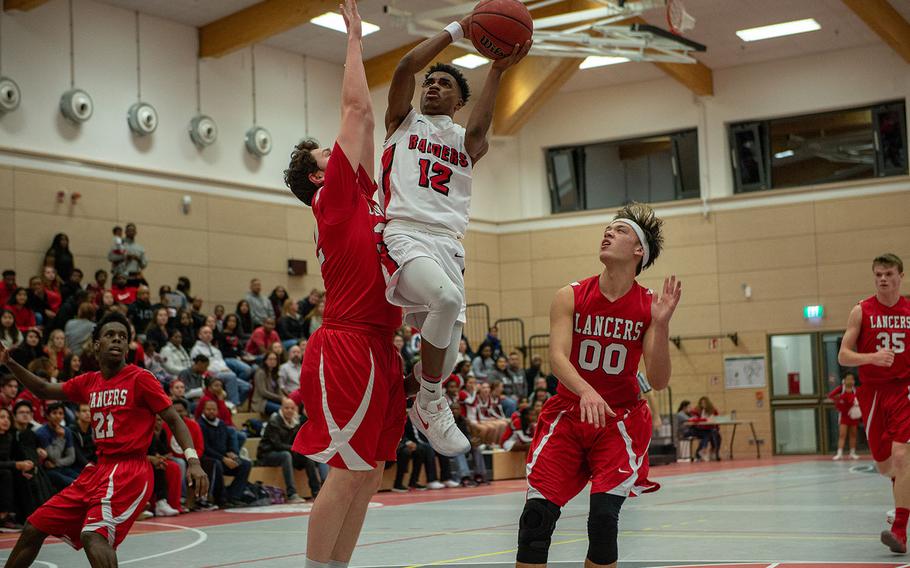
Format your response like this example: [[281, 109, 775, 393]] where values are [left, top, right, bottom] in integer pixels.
[[381, 16, 531, 456]]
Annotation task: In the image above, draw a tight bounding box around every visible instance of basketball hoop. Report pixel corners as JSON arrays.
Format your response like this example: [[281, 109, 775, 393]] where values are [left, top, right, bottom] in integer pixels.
[[666, 0, 695, 35]]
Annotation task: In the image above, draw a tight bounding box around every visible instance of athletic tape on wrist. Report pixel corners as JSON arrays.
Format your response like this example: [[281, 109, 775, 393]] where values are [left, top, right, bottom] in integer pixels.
[[613, 218, 650, 267], [184, 448, 199, 460], [445, 21, 464, 42]]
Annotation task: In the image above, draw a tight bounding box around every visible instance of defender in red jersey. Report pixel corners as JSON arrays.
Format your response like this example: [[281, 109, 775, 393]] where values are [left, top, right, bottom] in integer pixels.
[[839, 253, 910, 554], [282, 2, 404, 566], [0, 312, 207, 568], [516, 203, 681, 568]]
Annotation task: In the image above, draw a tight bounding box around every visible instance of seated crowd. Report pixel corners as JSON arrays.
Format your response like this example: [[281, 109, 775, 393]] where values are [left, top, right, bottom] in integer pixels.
[[0, 226, 557, 531]]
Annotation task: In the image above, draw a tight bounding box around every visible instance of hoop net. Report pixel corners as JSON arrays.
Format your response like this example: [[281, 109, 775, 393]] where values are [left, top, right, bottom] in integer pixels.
[[666, 0, 696, 35]]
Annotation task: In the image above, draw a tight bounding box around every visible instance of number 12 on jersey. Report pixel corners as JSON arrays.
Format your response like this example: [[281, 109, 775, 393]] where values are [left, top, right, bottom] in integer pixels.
[[417, 158, 452, 195]]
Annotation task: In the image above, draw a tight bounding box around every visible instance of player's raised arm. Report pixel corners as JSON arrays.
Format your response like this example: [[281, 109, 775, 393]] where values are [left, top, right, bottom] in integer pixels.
[[337, 0, 375, 178], [0, 342, 65, 400], [839, 303, 894, 368], [643, 276, 682, 391], [385, 15, 471, 137], [549, 285, 615, 427], [464, 40, 531, 163], [159, 405, 210, 499]]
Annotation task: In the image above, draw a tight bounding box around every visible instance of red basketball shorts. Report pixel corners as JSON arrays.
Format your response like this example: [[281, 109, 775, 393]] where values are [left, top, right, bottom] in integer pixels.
[[857, 378, 910, 463], [293, 326, 406, 470], [28, 456, 153, 550], [525, 395, 659, 507]]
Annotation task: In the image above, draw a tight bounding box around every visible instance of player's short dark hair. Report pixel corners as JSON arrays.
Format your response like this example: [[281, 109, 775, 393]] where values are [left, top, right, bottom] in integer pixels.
[[426, 62, 471, 104], [285, 138, 322, 206], [613, 202, 664, 275], [873, 253, 903, 273], [92, 311, 132, 342], [47, 402, 65, 414]]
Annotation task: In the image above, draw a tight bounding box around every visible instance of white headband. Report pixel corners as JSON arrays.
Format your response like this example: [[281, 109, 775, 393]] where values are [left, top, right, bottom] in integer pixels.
[[612, 219, 650, 268]]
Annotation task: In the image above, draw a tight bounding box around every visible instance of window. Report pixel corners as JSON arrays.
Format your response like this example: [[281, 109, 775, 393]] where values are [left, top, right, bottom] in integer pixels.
[[546, 129, 700, 214], [730, 101, 908, 193], [769, 333, 817, 397]]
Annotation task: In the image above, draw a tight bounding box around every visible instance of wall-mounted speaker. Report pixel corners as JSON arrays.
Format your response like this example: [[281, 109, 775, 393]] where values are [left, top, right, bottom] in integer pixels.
[[287, 259, 307, 276], [189, 114, 218, 147], [60, 88, 93, 123], [245, 126, 272, 157], [0, 77, 21, 114], [128, 101, 158, 135]]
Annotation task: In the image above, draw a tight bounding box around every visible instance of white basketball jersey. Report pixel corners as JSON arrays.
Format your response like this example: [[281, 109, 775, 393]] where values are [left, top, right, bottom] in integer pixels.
[[381, 109, 473, 235]]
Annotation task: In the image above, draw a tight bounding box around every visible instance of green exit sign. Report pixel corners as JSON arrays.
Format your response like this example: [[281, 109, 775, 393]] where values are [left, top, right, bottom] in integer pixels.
[[804, 305, 824, 319]]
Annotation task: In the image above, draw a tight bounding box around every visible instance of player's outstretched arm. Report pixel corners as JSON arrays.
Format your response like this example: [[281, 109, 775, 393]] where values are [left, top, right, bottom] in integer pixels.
[[0, 343, 65, 400], [464, 40, 532, 163], [337, 0, 375, 178], [159, 405, 210, 499], [643, 276, 682, 391], [549, 286, 615, 427], [385, 15, 471, 137], [839, 304, 894, 368]]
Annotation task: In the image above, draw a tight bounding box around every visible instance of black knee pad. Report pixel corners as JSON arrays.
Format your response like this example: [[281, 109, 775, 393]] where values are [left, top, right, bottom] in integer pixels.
[[517, 498, 561, 564], [587, 493, 625, 565]]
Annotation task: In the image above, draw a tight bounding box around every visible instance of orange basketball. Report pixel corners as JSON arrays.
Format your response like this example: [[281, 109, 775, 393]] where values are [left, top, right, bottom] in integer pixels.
[[469, 0, 533, 60]]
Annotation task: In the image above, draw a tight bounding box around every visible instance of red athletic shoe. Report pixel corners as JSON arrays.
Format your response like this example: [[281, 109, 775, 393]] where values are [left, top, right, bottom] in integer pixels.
[[881, 530, 908, 554]]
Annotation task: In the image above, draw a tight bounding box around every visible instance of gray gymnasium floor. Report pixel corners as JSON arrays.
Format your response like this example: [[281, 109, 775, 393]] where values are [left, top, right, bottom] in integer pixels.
[[2, 457, 905, 568]]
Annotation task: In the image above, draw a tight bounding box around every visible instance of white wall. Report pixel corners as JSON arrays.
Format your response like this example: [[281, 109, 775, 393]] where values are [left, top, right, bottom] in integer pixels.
[[512, 43, 910, 222], [0, 0, 343, 193]]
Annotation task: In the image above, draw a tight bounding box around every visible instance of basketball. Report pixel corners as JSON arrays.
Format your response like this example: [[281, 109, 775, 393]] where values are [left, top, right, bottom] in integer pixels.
[[470, 0, 534, 60]]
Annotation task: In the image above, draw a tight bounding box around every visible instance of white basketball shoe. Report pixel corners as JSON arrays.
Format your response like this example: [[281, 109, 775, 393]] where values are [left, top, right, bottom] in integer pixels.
[[409, 397, 471, 457]]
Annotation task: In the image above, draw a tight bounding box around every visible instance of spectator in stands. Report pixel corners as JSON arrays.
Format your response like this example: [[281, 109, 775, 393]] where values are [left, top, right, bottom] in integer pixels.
[[246, 317, 280, 359], [63, 302, 95, 356], [0, 406, 28, 530], [109, 226, 124, 274], [108, 222, 148, 283], [235, 300, 254, 338], [189, 297, 206, 330], [218, 314, 254, 379], [97, 290, 116, 319], [692, 396, 721, 461], [532, 387, 550, 405], [197, 398, 252, 507], [193, 376, 246, 454], [302, 300, 324, 339], [269, 341, 286, 364], [489, 376, 517, 418], [506, 352, 527, 399], [479, 325, 502, 359], [145, 307, 172, 352], [253, 351, 283, 418], [168, 379, 189, 407], [11, 401, 54, 516], [11, 330, 43, 368], [60, 268, 83, 302], [257, 397, 319, 502], [489, 356, 517, 410], [44, 330, 68, 378], [191, 326, 250, 406], [143, 340, 172, 386], [268, 286, 288, 320], [1, 377, 18, 412], [1, 309, 22, 350], [36, 402, 79, 490], [501, 404, 537, 453], [454, 338, 471, 369], [245, 279, 271, 327], [178, 355, 209, 402], [393, 417, 430, 492], [7, 288, 35, 332], [175, 277, 192, 310], [110, 273, 137, 305], [69, 403, 95, 469], [0, 270, 17, 307], [213, 304, 226, 330], [471, 344, 495, 382], [163, 399, 215, 511], [147, 416, 182, 517], [278, 344, 303, 396], [675, 400, 697, 440], [297, 289, 322, 319], [160, 329, 192, 378], [44, 234, 75, 284], [53, 289, 88, 332], [85, 270, 107, 307], [58, 353, 81, 382], [277, 299, 306, 348], [476, 381, 508, 446], [174, 309, 197, 351], [150, 285, 174, 319], [128, 285, 155, 334], [40, 267, 63, 321]]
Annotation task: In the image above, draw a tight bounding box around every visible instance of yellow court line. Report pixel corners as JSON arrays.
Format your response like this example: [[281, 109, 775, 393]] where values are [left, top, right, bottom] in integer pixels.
[[403, 536, 587, 567]]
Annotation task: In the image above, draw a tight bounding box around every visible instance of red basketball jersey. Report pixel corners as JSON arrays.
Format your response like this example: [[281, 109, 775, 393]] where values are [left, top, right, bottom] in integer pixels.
[[857, 295, 910, 384], [61, 364, 172, 459], [557, 275, 652, 409], [312, 144, 402, 335]]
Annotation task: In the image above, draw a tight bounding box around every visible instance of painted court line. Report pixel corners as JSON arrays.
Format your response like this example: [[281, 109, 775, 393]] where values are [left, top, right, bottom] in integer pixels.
[[119, 521, 208, 565]]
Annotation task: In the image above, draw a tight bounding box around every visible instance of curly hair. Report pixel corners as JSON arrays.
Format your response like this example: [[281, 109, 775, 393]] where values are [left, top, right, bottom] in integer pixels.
[[284, 138, 322, 206], [426, 62, 471, 104], [92, 311, 132, 342], [613, 201, 664, 274]]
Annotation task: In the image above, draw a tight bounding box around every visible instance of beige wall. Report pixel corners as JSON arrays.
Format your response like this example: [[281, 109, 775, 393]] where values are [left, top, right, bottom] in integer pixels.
[[495, 189, 910, 456]]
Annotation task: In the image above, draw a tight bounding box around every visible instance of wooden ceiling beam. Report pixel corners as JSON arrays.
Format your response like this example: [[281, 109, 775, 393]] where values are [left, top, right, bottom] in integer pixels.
[[3, 0, 50, 11], [492, 55, 584, 136], [842, 0, 910, 64], [198, 0, 338, 59]]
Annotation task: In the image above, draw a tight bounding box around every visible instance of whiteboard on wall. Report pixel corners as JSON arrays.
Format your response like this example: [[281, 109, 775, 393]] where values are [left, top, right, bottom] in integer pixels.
[[724, 355, 767, 389]]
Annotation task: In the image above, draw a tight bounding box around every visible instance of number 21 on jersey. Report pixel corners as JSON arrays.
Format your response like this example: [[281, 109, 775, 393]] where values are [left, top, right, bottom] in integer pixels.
[[93, 412, 114, 439], [578, 339, 628, 374]]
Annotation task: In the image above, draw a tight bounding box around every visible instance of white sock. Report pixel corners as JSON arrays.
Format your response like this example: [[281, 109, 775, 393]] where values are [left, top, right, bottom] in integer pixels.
[[329, 562, 349, 568], [417, 373, 443, 408], [305, 560, 330, 568]]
